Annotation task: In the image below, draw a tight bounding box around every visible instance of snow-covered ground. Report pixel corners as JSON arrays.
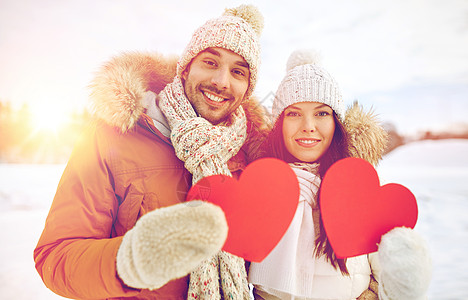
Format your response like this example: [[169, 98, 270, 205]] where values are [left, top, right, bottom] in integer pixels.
[[0, 163, 68, 299], [0, 139, 467, 299], [377, 139, 468, 300]]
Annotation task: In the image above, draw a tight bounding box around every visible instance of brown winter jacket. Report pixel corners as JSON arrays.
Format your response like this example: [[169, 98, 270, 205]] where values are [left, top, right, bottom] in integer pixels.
[[34, 52, 270, 300]]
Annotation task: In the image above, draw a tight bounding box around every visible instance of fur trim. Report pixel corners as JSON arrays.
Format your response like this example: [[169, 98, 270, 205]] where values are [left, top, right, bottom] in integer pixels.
[[116, 201, 228, 290], [89, 52, 178, 133], [345, 102, 389, 166], [88, 51, 270, 140], [242, 96, 272, 162]]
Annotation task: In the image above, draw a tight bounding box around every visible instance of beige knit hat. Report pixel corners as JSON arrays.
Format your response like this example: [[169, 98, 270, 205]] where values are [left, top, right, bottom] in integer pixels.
[[177, 4, 263, 99], [272, 49, 345, 123]]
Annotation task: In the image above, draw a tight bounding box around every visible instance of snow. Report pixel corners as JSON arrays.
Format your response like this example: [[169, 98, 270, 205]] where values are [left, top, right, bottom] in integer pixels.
[[0, 164, 67, 299], [377, 139, 468, 300], [1, 139, 467, 299]]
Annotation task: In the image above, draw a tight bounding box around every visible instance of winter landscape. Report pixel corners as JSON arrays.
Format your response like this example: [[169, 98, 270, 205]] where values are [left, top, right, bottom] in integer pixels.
[[0, 138, 467, 299], [1, 0, 467, 298]]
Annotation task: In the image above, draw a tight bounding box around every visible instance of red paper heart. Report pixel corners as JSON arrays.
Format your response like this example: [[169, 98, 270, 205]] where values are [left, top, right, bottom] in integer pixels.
[[186, 158, 300, 262], [321, 157, 418, 258]]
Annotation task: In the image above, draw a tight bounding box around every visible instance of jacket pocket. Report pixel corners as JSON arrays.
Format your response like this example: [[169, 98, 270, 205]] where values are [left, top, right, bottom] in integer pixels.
[[114, 183, 145, 234]]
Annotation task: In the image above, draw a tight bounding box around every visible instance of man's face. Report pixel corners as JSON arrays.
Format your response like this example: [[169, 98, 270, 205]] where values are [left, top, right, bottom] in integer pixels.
[[181, 47, 250, 125]]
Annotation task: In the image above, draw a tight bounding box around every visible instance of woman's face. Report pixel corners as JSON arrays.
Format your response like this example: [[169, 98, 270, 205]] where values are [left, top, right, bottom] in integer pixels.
[[282, 102, 336, 163]]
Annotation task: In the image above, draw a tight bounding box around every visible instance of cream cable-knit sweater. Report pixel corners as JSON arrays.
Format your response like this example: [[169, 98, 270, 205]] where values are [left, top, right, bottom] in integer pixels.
[[249, 165, 379, 300]]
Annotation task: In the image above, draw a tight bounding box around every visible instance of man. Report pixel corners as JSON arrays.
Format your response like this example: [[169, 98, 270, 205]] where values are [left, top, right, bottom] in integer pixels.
[[34, 5, 269, 299]]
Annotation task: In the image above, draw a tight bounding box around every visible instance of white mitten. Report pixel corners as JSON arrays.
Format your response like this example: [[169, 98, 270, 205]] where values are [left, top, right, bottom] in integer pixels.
[[116, 201, 228, 290], [378, 227, 432, 300]]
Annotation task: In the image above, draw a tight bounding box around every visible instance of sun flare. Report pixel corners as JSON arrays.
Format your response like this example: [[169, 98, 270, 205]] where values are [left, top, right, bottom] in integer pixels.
[[30, 104, 69, 133]]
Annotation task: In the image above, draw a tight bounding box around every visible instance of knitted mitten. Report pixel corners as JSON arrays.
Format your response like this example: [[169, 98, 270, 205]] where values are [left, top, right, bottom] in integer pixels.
[[378, 227, 432, 300], [116, 201, 228, 290]]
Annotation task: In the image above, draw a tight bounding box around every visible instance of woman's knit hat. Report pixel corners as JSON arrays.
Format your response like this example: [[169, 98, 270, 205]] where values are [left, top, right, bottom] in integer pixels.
[[177, 4, 264, 100], [272, 50, 345, 123]]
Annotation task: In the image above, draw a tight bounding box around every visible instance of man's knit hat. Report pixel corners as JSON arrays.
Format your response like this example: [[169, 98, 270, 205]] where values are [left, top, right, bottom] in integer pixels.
[[177, 4, 263, 99], [272, 50, 345, 123]]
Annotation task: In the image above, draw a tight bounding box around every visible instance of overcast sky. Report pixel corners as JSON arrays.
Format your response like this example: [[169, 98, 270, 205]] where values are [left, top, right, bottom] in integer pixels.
[[1, 0, 467, 134]]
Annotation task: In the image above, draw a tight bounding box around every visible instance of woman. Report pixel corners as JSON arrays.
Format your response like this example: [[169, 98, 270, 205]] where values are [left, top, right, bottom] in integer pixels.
[[248, 50, 430, 300]]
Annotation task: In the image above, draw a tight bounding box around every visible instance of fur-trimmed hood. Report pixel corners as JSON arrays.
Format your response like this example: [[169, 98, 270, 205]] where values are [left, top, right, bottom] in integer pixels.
[[89, 52, 178, 133], [344, 102, 388, 165], [88, 52, 271, 137]]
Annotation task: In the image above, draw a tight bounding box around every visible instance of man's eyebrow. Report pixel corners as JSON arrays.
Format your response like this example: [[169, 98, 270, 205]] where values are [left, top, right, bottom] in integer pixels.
[[235, 60, 249, 69], [204, 48, 220, 57], [203, 48, 249, 69]]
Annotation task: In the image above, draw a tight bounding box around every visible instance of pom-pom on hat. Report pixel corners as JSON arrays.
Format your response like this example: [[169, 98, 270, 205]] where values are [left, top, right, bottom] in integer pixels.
[[272, 49, 345, 123], [177, 4, 263, 100]]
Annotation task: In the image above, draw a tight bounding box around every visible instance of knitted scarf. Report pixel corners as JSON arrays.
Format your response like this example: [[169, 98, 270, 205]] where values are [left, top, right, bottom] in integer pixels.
[[159, 76, 250, 300]]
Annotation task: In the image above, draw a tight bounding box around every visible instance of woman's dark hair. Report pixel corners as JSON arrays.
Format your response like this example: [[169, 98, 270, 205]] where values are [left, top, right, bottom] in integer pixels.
[[264, 110, 351, 275]]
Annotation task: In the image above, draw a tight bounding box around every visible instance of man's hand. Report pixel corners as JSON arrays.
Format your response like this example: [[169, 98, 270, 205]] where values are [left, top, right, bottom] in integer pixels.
[[116, 201, 228, 290]]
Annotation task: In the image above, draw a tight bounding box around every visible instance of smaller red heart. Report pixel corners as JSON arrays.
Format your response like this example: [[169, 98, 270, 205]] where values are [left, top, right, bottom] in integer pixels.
[[186, 158, 300, 262], [320, 157, 418, 258]]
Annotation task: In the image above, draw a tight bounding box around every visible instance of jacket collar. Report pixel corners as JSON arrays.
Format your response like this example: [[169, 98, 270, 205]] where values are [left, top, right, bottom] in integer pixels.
[[142, 91, 171, 138]]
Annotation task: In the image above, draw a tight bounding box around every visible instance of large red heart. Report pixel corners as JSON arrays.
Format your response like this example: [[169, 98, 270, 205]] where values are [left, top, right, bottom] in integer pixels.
[[186, 158, 300, 262], [320, 157, 418, 258]]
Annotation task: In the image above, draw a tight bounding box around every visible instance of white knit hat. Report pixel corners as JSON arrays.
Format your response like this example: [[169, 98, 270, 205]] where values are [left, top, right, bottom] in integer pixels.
[[177, 4, 263, 99], [272, 49, 345, 123]]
